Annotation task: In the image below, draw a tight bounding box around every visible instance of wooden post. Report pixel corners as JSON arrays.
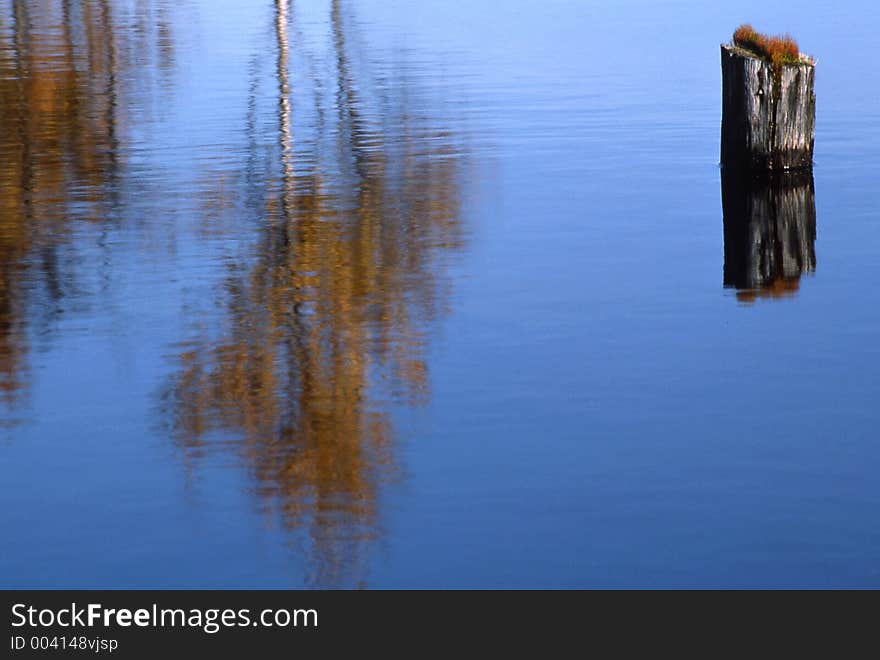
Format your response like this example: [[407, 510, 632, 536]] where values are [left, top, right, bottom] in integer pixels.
[[721, 168, 815, 300], [720, 44, 815, 171]]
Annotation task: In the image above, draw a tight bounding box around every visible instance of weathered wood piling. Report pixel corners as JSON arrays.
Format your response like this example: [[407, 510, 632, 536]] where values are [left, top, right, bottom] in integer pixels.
[[720, 36, 815, 171], [721, 168, 815, 300]]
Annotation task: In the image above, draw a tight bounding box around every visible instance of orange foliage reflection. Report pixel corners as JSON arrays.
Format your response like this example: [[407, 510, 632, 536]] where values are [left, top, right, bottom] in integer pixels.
[[162, 0, 469, 586]]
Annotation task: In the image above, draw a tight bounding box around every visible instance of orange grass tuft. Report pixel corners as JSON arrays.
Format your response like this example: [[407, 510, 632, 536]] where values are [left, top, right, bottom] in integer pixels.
[[733, 24, 800, 69]]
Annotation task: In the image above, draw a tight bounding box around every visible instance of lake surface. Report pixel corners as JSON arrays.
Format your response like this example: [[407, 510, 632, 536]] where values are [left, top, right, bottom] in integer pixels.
[[1, 0, 879, 588]]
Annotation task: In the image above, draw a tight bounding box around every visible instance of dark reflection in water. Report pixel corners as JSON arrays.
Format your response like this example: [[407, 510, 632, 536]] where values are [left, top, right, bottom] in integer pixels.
[[721, 169, 817, 303], [160, 0, 468, 587], [0, 0, 172, 421]]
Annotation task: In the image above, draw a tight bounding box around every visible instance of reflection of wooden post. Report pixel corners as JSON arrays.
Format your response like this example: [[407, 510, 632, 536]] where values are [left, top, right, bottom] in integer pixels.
[[720, 44, 815, 171], [722, 169, 816, 301]]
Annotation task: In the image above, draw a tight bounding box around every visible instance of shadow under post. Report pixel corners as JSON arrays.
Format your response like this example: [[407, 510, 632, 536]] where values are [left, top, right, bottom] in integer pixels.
[[721, 168, 817, 303]]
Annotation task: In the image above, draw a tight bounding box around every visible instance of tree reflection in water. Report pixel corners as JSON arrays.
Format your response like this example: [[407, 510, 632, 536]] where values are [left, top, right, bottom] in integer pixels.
[[0, 0, 174, 422], [161, 0, 470, 586]]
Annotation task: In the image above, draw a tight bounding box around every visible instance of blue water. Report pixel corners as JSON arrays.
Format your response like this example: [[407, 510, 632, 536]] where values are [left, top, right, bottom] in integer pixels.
[[1, 0, 879, 588]]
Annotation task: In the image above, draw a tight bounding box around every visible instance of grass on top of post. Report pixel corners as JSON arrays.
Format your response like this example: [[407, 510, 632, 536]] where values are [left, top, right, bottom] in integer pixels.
[[732, 24, 802, 70]]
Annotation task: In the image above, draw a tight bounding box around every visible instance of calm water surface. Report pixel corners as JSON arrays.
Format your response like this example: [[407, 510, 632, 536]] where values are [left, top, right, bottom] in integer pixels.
[[1, 0, 879, 587]]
